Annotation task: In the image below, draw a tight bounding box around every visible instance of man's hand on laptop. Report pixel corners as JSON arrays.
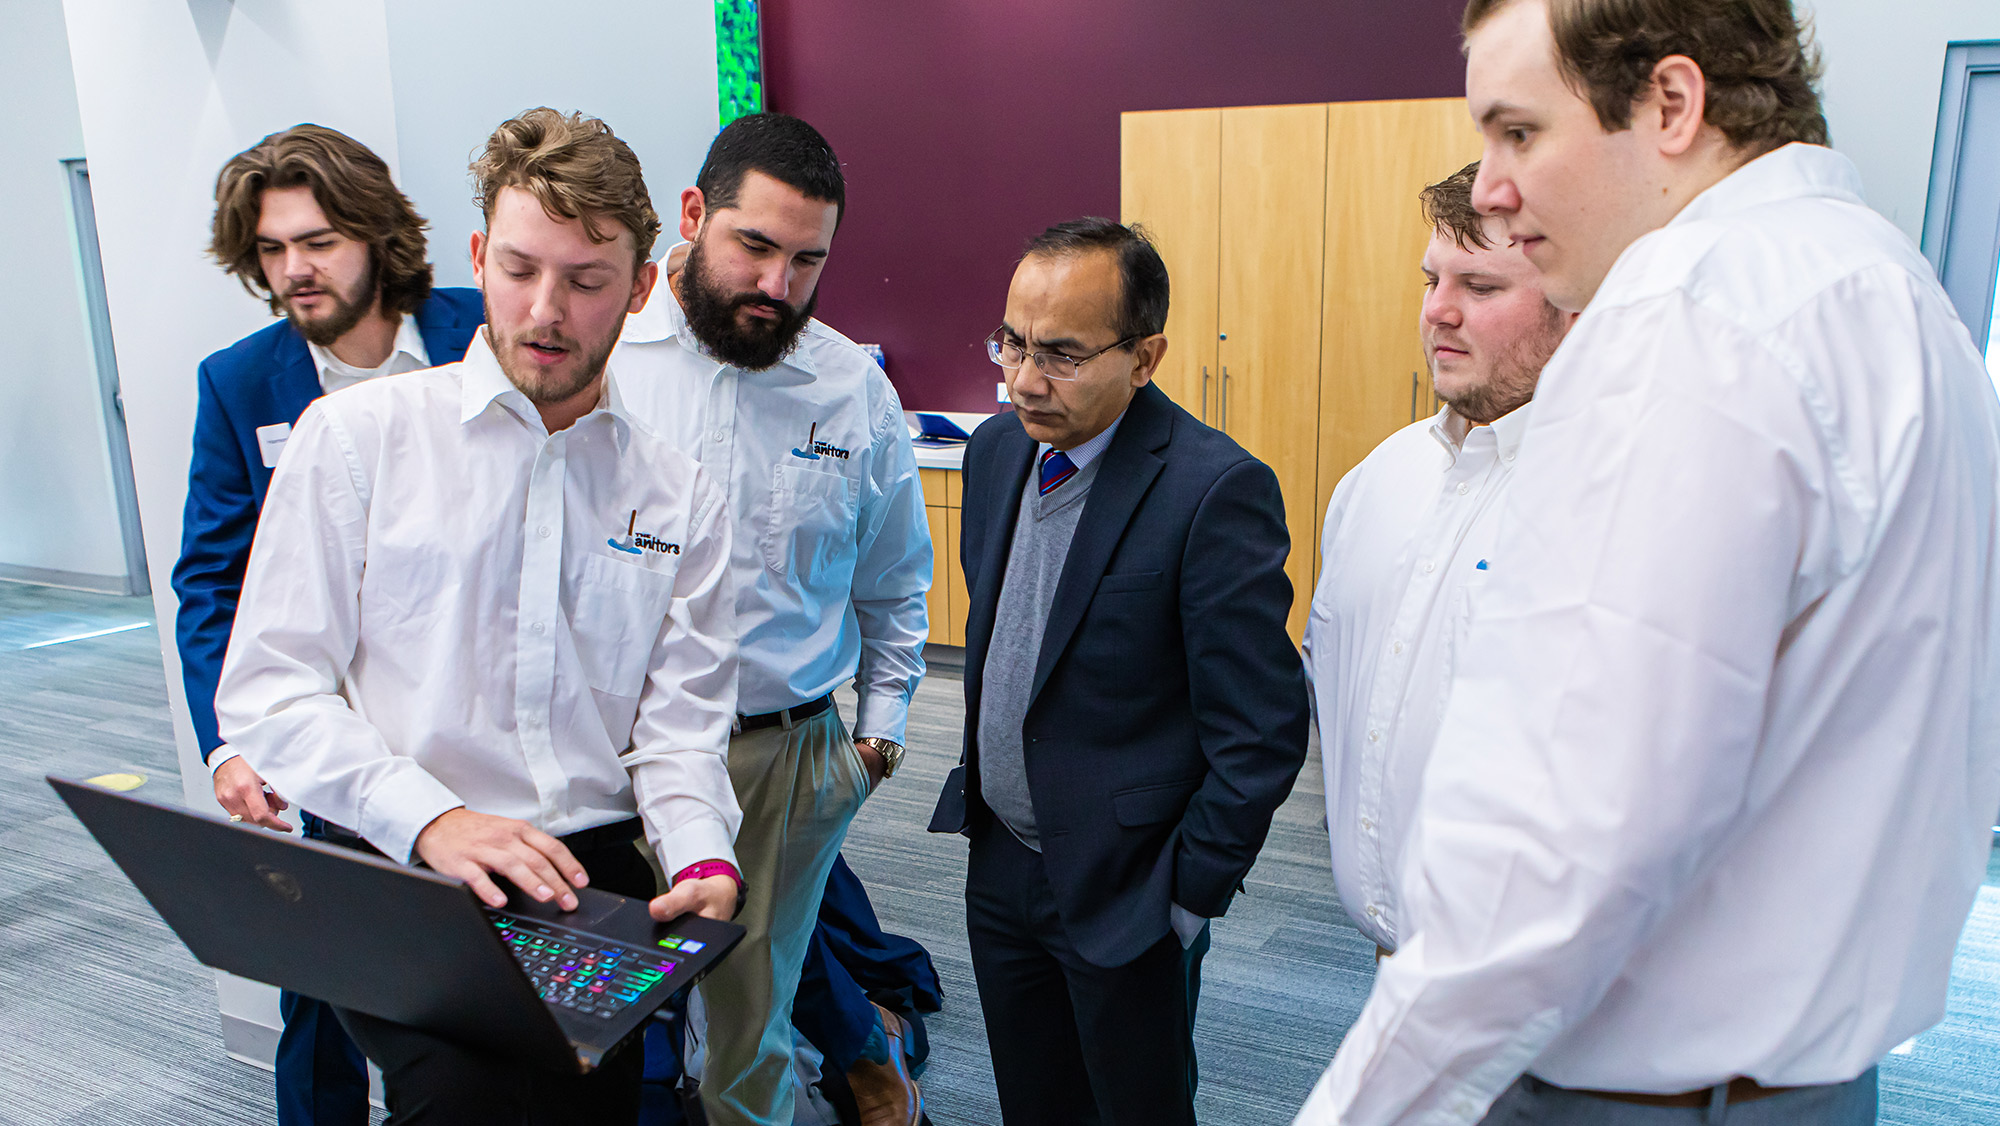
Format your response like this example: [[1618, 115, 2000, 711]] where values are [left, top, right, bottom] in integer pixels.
[[213, 755, 293, 832], [414, 808, 588, 911], [649, 875, 740, 923]]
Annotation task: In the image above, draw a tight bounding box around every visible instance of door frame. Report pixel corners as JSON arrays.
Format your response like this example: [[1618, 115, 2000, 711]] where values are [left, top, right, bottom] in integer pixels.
[[63, 159, 150, 596], [1921, 41, 2000, 351]]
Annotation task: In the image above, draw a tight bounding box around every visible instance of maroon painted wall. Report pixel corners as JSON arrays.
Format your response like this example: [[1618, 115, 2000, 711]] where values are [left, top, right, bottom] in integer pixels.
[[762, 0, 1470, 412]]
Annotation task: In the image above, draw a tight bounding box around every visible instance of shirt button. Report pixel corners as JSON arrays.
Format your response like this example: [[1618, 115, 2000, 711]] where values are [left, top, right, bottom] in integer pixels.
[[1367, 730, 1380, 743], [1505, 452, 1516, 462], [711, 430, 726, 441], [1423, 561, 1436, 574], [537, 525, 551, 539], [1391, 640, 1403, 655], [1360, 817, 1375, 833], [1457, 482, 1470, 495], [531, 622, 546, 634], [1365, 904, 1380, 918]]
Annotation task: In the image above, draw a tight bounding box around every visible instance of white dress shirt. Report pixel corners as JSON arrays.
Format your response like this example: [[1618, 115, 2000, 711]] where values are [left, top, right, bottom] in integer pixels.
[[612, 264, 931, 742], [1299, 143, 2000, 1124], [307, 311, 431, 395], [1303, 405, 1528, 952], [215, 331, 743, 874]]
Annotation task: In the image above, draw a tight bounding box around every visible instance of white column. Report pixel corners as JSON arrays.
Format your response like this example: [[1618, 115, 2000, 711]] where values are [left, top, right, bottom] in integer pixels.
[[61, 0, 401, 1066]]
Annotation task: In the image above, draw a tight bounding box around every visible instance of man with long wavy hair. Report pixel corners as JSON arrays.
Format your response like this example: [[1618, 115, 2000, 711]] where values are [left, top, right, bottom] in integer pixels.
[[171, 123, 483, 1126]]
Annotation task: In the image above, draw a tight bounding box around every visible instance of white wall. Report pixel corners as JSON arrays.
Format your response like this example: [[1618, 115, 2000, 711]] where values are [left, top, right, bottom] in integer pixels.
[[62, 0, 407, 1057], [59, 0, 721, 1067], [1805, 0, 2000, 242], [384, 0, 720, 289], [0, 0, 131, 586]]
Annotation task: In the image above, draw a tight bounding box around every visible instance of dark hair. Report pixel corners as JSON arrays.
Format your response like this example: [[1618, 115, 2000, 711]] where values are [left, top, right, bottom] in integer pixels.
[[470, 107, 661, 270], [1422, 161, 1490, 250], [210, 123, 432, 315], [1463, 0, 1828, 156], [695, 112, 846, 223], [1021, 218, 1170, 343]]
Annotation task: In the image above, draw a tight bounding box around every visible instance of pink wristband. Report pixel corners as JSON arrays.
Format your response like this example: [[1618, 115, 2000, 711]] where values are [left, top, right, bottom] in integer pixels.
[[672, 859, 743, 891]]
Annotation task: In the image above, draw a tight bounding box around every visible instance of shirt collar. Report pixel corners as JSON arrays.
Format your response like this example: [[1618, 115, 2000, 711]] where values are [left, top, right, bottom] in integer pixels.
[[1668, 143, 1865, 230], [619, 241, 820, 377], [1039, 410, 1127, 473], [306, 311, 430, 382], [1430, 401, 1531, 461], [456, 328, 631, 433]]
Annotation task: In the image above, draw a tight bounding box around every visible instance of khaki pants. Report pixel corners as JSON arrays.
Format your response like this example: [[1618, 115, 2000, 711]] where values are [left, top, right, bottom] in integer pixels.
[[698, 706, 870, 1126]]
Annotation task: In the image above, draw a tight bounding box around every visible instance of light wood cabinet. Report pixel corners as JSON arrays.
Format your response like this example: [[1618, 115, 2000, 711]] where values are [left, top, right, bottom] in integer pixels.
[[1120, 108, 1220, 421], [1217, 103, 1328, 639], [920, 467, 967, 647], [1319, 100, 1483, 568], [1123, 98, 1482, 641]]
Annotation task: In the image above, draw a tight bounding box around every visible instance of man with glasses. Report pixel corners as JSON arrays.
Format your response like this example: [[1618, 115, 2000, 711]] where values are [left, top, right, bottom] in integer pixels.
[[930, 218, 1309, 1124]]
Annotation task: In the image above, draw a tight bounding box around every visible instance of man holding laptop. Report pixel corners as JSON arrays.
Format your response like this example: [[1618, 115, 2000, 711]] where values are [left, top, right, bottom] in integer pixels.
[[214, 107, 741, 1123]]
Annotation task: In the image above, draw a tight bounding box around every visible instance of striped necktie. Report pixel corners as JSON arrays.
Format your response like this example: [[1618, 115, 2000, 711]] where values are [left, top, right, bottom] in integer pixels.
[[1039, 449, 1078, 496]]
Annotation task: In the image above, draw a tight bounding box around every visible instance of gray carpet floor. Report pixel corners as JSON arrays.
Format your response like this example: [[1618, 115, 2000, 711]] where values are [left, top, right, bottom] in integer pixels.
[[3, 580, 1998, 1124]]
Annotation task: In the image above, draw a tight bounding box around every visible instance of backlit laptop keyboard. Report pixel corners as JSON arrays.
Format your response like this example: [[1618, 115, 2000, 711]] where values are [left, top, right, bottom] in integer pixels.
[[492, 916, 701, 1020]]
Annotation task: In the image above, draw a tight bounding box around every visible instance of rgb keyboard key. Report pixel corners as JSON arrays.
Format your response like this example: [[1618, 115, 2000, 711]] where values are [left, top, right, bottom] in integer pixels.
[[491, 916, 680, 1020]]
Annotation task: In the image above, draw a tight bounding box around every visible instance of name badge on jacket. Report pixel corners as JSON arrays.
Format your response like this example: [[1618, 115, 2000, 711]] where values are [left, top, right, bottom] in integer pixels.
[[255, 423, 292, 469]]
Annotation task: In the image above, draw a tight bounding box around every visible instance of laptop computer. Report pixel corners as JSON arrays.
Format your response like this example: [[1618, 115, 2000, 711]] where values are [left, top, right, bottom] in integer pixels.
[[49, 775, 743, 1075], [911, 412, 972, 448]]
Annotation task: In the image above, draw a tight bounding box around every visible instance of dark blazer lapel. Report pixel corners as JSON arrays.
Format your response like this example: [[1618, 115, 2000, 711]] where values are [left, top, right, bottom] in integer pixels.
[[414, 289, 481, 361], [271, 326, 322, 419], [965, 425, 1037, 662], [1028, 384, 1172, 704]]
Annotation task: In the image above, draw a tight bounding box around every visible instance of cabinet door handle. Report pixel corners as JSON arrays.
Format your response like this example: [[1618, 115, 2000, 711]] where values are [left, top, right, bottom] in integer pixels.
[[1201, 365, 1211, 423], [1221, 366, 1231, 431]]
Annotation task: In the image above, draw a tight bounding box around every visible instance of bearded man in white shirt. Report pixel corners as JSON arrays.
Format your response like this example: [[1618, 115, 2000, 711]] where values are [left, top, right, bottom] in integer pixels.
[[1303, 160, 1571, 963], [1296, 1, 2000, 1124], [216, 108, 743, 1124], [611, 114, 933, 1126]]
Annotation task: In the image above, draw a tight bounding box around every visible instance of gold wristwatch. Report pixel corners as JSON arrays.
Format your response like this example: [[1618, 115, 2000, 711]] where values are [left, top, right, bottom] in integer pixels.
[[855, 736, 904, 778]]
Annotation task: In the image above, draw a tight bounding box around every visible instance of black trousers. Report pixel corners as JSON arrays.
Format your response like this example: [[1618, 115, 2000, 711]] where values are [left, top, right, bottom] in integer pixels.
[[332, 838, 659, 1126], [965, 820, 1206, 1126]]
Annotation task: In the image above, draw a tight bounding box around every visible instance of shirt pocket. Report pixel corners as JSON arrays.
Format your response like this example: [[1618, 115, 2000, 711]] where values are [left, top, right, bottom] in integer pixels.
[[1444, 563, 1491, 689], [762, 463, 860, 578], [571, 552, 679, 700]]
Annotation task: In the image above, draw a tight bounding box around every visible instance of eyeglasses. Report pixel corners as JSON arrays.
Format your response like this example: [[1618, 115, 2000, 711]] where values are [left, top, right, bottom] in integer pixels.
[[985, 328, 1137, 382]]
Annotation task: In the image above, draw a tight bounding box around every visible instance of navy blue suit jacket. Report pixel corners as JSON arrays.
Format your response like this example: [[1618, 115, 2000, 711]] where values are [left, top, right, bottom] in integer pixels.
[[171, 288, 484, 760], [931, 382, 1310, 967]]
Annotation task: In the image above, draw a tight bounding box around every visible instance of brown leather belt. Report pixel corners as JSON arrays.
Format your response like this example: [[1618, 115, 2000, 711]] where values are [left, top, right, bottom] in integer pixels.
[[1531, 1074, 1804, 1108], [1371, 960, 1807, 1108], [735, 692, 833, 733]]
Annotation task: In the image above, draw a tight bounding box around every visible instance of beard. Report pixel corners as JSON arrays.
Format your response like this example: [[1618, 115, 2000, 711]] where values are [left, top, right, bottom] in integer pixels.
[[482, 309, 622, 408], [285, 257, 377, 347], [678, 236, 817, 371], [1431, 305, 1566, 425]]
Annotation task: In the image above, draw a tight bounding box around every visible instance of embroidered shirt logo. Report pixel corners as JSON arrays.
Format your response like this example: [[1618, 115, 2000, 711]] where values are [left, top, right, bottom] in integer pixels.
[[790, 421, 850, 462], [609, 510, 681, 556]]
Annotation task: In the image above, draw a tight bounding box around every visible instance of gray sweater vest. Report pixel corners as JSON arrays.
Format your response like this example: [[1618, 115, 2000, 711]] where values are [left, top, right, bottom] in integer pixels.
[[976, 453, 1105, 851]]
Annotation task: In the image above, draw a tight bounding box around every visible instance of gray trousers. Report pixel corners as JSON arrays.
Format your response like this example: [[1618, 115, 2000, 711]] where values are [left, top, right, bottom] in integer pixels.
[[1479, 1068, 1878, 1125]]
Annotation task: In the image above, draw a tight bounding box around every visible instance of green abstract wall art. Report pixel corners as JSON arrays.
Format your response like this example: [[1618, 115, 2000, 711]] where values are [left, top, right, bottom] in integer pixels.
[[716, 0, 763, 126]]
